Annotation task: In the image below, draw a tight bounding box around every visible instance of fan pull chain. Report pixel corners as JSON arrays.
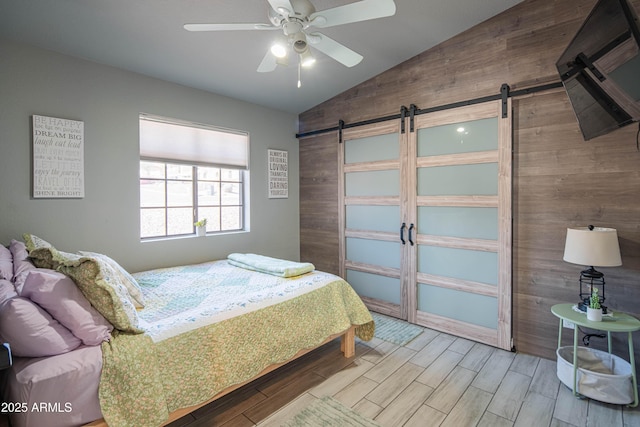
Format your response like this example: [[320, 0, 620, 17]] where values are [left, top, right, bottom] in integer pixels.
[[297, 62, 302, 88]]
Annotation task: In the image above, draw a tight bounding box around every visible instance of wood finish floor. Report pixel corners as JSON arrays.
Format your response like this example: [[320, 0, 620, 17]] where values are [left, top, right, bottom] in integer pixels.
[[167, 324, 640, 427]]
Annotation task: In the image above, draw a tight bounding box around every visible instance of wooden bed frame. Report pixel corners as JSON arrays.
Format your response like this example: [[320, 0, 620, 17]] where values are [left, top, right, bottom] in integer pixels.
[[85, 325, 356, 427]]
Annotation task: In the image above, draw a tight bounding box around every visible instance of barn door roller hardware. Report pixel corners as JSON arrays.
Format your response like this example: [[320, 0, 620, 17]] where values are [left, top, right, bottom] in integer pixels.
[[400, 105, 408, 134], [501, 84, 510, 118], [409, 104, 418, 132]]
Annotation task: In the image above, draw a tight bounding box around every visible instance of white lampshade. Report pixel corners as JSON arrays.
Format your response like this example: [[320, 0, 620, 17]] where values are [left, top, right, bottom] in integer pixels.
[[563, 227, 622, 267]]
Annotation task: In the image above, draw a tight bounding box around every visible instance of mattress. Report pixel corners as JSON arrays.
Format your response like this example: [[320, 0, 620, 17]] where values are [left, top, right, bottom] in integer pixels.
[[3, 345, 103, 427]]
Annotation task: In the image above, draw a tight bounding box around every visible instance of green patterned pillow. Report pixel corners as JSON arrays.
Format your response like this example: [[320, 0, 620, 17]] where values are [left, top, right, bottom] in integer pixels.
[[23, 233, 56, 269], [78, 251, 145, 309], [22, 235, 141, 333], [54, 251, 142, 334]]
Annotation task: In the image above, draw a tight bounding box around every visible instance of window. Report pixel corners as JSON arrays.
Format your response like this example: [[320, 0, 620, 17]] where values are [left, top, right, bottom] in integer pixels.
[[139, 115, 249, 239]]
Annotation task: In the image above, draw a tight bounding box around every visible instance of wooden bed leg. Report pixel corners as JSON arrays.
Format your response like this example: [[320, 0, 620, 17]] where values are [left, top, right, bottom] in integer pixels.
[[340, 326, 356, 358]]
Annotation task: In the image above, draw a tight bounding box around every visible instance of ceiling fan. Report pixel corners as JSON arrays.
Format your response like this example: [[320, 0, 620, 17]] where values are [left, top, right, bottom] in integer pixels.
[[184, 0, 397, 73]]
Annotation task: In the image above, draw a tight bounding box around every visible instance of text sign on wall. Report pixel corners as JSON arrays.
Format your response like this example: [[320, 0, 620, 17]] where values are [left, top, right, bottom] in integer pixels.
[[268, 149, 288, 199], [32, 115, 84, 198]]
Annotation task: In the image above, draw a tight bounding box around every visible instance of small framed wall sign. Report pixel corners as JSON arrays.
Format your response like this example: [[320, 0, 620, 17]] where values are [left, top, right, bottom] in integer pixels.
[[32, 115, 85, 198], [268, 149, 288, 199]]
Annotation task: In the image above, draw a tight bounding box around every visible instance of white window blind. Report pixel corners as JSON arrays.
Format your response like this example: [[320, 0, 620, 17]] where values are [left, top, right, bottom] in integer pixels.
[[139, 115, 249, 169]]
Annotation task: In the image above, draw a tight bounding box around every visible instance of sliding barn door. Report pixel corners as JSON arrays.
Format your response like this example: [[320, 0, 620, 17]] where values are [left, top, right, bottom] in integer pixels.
[[408, 100, 512, 350], [339, 121, 409, 319], [339, 100, 512, 350]]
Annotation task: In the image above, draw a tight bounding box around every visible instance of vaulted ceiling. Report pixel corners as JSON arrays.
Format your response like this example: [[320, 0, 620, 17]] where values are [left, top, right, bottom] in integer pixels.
[[0, 0, 524, 114]]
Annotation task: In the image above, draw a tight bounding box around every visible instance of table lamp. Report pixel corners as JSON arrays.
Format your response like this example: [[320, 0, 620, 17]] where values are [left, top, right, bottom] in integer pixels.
[[563, 225, 622, 313]]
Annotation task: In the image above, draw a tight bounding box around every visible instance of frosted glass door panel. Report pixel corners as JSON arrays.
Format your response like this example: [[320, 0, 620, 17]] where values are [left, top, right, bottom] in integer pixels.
[[346, 170, 400, 197], [418, 206, 498, 239], [346, 238, 401, 269], [347, 270, 401, 305], [418, 245, 498, 285], [417, 284, 497, 329], [418, 163, 498, 196], [417, 118, 498, 156], [345, 133, 399, 164], [346, 205, 400, 232]]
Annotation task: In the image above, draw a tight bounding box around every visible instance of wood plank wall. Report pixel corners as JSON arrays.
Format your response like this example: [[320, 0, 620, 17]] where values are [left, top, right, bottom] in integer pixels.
[[298, 0, 640, 365]]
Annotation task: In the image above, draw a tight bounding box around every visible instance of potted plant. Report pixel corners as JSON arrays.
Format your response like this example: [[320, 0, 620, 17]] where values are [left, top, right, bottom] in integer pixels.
[[587, 288, 603, 322], [194, 218, 207, 237]]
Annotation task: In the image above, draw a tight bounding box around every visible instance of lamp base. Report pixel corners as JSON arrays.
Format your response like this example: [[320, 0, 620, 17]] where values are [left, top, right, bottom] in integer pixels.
[[578, 267, 607, 314]]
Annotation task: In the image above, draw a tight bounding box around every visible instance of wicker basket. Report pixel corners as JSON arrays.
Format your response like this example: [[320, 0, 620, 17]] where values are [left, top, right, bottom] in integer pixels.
[[556, 346, 633, 404]]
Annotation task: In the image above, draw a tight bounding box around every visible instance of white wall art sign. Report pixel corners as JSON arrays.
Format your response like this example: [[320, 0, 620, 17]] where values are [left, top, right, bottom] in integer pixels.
[[268, 149, 288, 199], [32, 115, 85, 198]]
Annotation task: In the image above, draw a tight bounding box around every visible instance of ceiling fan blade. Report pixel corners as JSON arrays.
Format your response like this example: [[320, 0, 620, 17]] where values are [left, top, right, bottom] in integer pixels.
[[310, 0, 396, 28], [184, 23, 277, 31], [309, 33, 363, 67], [267, 0, 294, 15], [257, 50, 278, 73]]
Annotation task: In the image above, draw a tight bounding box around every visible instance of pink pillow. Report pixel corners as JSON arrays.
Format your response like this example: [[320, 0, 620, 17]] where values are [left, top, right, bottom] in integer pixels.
[[10, 240, 36, 294], [0, 245, 12, 281], [0, 279, 17, 303], [22, 270, 113, 346], [0, 296, 82, 357]]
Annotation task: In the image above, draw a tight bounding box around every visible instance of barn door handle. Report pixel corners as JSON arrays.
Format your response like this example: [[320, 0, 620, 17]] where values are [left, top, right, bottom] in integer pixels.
[[408, 223, 415, 246], [400, 222, 406, 245]]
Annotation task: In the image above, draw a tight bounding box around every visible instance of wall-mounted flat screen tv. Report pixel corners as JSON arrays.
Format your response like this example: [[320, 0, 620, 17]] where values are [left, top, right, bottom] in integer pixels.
[[556, 0, 640, 140]]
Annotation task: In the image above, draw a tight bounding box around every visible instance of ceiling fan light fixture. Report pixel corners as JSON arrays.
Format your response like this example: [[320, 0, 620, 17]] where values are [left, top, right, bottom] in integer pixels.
[[270, 41, 288, 58], [276, 55, 289, 67], [291, 32, 308, 54], [299, 49, 316, 67]]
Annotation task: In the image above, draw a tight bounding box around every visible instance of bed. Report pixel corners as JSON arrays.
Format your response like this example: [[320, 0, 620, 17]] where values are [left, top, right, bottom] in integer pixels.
[[0, 235, 374, 427]]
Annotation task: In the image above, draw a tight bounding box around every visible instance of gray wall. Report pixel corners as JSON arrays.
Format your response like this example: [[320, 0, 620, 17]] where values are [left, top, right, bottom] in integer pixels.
[[0, 39, 300, 273]]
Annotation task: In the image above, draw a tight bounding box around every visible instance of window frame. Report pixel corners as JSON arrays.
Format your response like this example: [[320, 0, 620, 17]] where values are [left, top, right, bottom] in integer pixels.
[[139, 114, 249, 240]]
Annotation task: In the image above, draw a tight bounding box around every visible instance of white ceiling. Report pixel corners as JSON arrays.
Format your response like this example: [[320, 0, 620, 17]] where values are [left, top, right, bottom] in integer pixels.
[[0, 0, 524, 114]]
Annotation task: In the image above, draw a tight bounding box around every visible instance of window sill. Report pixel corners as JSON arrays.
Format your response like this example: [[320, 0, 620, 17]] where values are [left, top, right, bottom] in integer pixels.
[[141, 230, 247, 243]]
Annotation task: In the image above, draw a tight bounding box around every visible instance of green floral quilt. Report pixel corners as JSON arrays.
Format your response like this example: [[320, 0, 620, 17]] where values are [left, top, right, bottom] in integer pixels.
[[100, 261, 374, 427]]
